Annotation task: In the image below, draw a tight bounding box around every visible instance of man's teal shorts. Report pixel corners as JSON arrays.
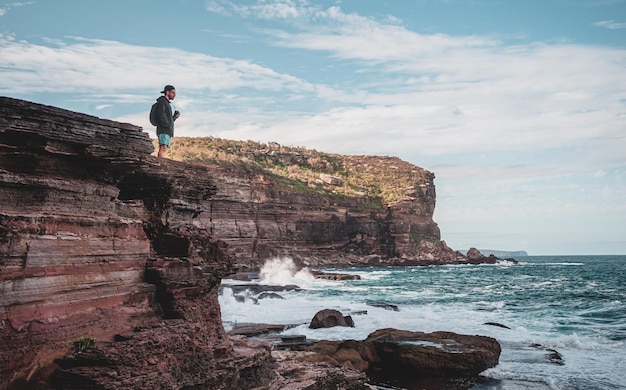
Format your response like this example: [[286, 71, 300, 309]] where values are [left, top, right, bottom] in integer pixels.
[[158, 134, 171, 148]]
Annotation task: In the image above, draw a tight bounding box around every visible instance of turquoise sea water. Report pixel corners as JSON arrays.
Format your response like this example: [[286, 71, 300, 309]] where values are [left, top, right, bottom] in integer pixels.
[[220, 256, 626, 389]]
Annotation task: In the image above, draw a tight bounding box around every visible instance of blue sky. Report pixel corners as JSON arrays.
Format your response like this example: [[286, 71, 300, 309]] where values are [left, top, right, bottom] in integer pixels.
[[1, 0, 625, 255]]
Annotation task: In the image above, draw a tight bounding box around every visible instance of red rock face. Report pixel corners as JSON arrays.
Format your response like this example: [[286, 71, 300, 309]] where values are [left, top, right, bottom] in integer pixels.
[[199, 165, 449, 267], [0, 97, 369, 390], [0, 97, 252, 388], [1, 98, 152, 385]]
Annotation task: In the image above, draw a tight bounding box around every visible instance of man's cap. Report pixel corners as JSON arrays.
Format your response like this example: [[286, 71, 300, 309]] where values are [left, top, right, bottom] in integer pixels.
[[160, 85, 175, 93]]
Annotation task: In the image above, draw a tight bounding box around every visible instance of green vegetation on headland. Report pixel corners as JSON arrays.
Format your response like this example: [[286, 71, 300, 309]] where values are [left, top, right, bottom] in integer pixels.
[[159, 137, 434, 205]]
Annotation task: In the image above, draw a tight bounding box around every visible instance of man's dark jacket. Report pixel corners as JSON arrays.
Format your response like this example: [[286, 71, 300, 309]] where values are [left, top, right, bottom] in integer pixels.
[[155, 96, 174, 137]]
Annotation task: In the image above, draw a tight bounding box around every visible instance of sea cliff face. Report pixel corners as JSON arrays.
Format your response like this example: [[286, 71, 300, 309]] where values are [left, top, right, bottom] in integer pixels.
[[166, 138, 468, 268], [201, 166, 443, 265], [0, 97, 227, 387], [0, 97, 368, 389]]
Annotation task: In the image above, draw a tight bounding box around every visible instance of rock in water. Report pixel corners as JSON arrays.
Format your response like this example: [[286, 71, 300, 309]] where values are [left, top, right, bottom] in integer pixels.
[[312, 271, 361, 280], [466, 247, 498, 264], [366, 301, 400, 311], [546, 348, 564, 365], [483, 322, 511, 329], [257, 292, 285, 300], [310, 309, 356, 329], [366, 328, 501, 377]]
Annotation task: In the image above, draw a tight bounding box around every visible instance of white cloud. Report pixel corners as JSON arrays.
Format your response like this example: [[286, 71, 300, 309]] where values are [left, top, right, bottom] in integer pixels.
[[208, 0, 314, 21], [0, 1, 33, 16], [205, 0, 230, 15], [594, 20, 626, 29], [0, 35, 318, 96], [202, 2, 626, 162]]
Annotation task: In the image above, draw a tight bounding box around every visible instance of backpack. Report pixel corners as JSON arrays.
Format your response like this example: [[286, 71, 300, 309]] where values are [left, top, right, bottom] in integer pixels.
[[149, 102, 158, 126]]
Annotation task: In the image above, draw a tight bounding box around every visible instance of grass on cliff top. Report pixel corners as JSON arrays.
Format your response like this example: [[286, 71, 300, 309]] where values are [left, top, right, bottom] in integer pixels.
[[157, 137, 434, 204]]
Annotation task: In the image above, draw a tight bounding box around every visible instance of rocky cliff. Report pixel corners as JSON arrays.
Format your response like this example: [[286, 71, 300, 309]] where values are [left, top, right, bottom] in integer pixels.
[[165, 138, 468, 268], [0, 97, 366, 389]]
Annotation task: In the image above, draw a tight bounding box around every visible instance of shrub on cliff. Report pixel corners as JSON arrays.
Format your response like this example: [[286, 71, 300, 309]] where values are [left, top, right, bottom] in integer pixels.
[[159, 137, 434, 205], [72, 337, 97, 353]]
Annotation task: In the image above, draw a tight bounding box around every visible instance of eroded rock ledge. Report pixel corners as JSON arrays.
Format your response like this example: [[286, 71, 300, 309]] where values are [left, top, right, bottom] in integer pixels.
[[0, 97, 366, 389]]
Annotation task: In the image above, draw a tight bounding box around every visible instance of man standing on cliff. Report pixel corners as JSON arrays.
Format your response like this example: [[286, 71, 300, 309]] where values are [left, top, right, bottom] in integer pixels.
[[154, 85, 180, 157]]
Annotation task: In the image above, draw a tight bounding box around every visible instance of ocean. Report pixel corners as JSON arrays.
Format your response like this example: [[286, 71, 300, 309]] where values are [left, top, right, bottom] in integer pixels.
[[219, 256, 626, 389]]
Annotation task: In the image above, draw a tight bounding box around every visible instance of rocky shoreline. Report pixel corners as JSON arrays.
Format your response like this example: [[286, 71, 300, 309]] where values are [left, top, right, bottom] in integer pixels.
[[220, 269, 504, 389], [221, 304, 502, 389], [235, 248, 515, 273], [1, 97, 503, 389]]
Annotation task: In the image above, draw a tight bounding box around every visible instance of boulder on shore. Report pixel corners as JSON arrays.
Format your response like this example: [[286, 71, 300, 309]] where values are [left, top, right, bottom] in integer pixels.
[[309, 309, 355, 329], [367, 328, 501, 376], [307, 328, 501, 378]]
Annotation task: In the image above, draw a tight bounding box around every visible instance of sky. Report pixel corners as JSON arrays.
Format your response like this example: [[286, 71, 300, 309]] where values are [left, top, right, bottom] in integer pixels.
[[1, 0, 625, 255]]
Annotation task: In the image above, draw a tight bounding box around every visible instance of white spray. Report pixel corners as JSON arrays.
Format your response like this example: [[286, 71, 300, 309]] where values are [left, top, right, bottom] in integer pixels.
[[259, 257, 315, 286]]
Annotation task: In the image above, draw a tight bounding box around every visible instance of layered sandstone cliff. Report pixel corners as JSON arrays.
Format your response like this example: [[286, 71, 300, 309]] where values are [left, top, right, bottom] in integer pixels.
[[166, 138, 468, 268], [0, 97, 366, 389]]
